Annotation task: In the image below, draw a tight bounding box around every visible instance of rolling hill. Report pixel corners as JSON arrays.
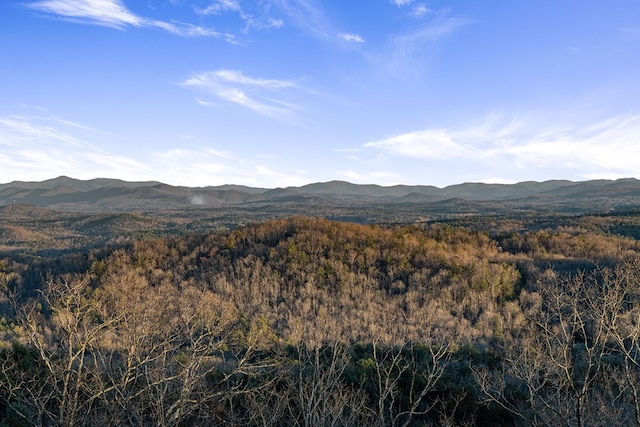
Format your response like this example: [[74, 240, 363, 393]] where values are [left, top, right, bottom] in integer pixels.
[[1, 176, 639, 214]]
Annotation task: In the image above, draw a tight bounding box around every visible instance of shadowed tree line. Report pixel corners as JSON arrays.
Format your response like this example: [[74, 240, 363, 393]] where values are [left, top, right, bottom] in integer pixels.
[[2, 216, 640, 425]]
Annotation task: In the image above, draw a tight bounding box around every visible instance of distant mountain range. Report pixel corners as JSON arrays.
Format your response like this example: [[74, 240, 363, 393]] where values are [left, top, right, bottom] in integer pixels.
[[2, 176, 640, 214]]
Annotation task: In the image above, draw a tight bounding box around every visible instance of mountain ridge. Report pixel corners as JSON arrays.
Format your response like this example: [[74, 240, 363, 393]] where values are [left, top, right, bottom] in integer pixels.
[[1, 176, 639, 214]]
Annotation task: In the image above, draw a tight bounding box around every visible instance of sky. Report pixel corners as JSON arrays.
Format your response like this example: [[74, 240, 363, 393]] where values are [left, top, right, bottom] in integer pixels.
[[1, 0, 640, 188]]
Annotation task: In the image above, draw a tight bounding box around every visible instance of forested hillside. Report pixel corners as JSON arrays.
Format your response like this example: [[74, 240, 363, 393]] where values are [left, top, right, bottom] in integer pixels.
[[2, 215, 640, 425], [4, 176, 640, 214]]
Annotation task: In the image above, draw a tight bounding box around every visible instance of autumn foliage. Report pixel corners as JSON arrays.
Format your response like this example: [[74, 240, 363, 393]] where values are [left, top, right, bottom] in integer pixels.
[[2, 215, 640, 425]]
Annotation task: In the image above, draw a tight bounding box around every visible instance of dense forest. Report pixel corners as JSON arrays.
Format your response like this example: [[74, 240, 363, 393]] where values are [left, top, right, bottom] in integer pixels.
[[2, 211, 640, 426]]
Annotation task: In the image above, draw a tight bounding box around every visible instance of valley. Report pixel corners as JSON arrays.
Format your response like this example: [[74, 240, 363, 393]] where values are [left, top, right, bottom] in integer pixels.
[[2, 177, 640, 425]]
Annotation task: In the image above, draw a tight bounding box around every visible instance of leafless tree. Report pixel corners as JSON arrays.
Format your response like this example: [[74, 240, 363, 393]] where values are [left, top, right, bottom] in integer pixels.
[[287, 341, 371, 427], [474, 265, 640, 426], [366, 325, 453, 427]]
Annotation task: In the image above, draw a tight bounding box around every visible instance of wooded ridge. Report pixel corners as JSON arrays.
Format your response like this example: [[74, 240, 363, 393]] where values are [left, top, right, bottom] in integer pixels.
[[3, 209, 640, 425], [3, 176, 640, 213]]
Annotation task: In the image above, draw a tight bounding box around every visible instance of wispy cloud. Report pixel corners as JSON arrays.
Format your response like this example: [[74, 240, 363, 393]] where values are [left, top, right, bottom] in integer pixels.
[[338, 33, 365, 43], [0, 114, 145, 182], [390, 17, 466, 58], [273, 0, 331, 39], [141, 146, 310, 187], [363, 112, 640, 181], [409, 5, 434, 18], [25, 0, 141, 28], [197, 0, 241, 15], [182, 69, 302, 120], [365, 129, 470, 159], [392, 0, 413, 6], [273, 0, 362, 44], [212, 69, 297, 88], [195, 98, 216, 107], [0, 113, 309, 187], [392, 0, 447, 18], [24, 0, 235, 41], [194, 0, 283, 31]]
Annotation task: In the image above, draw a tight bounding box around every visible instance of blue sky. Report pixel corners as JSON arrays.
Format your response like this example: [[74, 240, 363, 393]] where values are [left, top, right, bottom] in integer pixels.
[[1, 0, 639, 188]]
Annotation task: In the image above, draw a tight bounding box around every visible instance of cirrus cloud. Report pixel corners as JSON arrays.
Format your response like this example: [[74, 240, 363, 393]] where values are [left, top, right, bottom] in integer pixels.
[[363, 112, 640, 181], [24, 0, 235, 41], [182, 69, 303, 120]]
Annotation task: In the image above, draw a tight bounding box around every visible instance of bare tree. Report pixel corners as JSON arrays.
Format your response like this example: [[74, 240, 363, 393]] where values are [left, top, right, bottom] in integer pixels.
[[93, 276, 263, 426], [363, 328, 452, 427], [287, 341, 371, 427], [5, 265, 278, 426], [15, 274, 121, 426], [474, 266, 640, 426]]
